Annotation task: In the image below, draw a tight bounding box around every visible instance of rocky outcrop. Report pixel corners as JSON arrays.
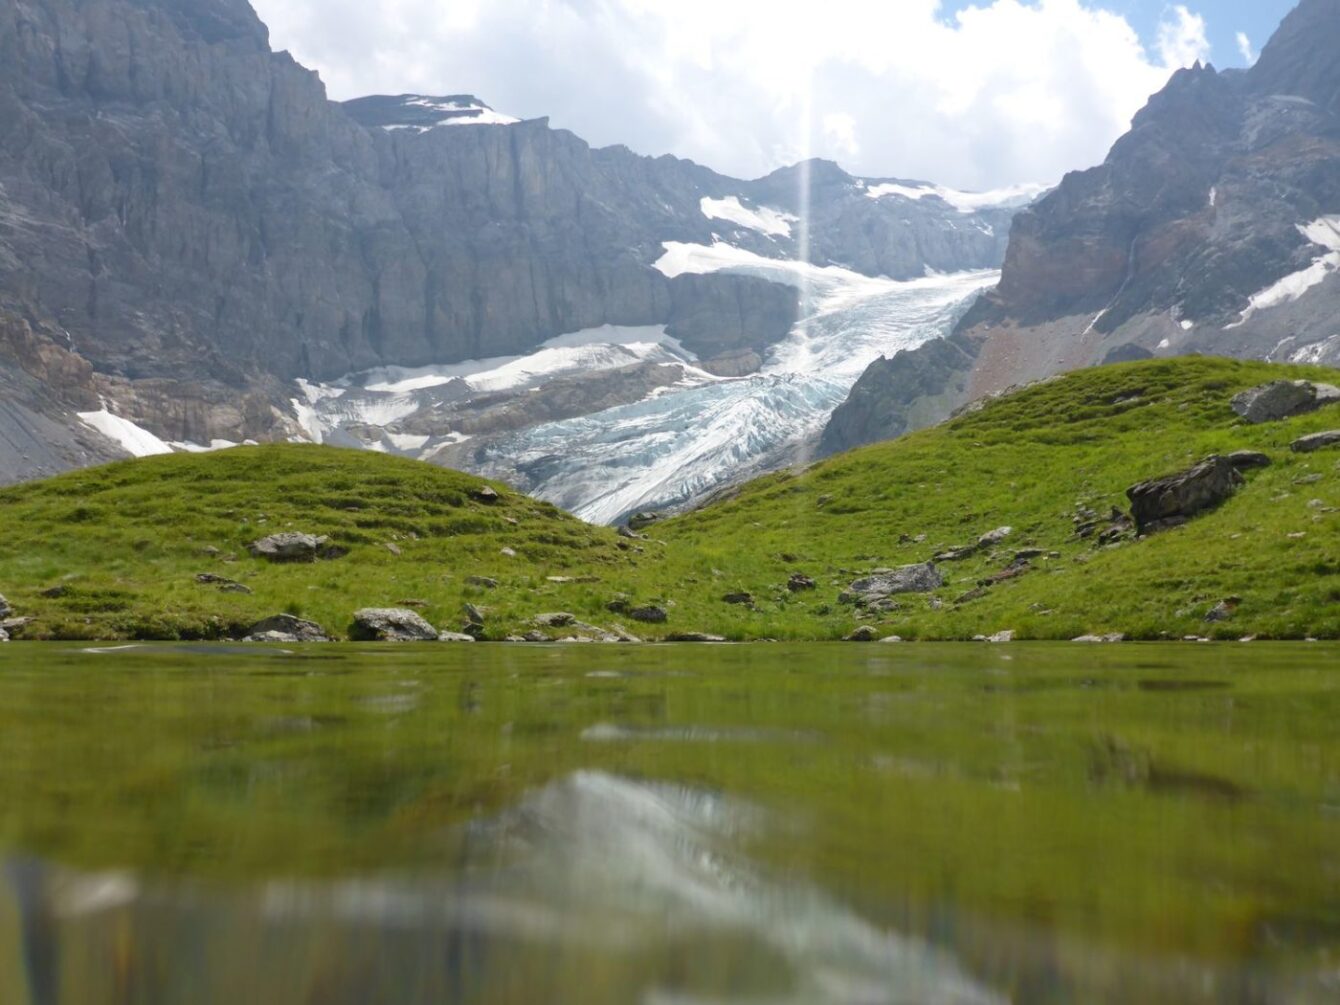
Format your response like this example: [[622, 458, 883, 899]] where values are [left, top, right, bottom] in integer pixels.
[[1231, 380, 1340, 423], [248, 532, 329, 563], [829, 1, 1340, 449], [845, 563, 944, 601], [1127, 456, 1244, 533], [1291, 430, 1340, 452]]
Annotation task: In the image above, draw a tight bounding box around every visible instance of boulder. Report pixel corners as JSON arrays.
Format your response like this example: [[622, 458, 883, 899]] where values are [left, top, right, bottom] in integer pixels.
[[787, 573, 817, 592], [1226, 450, 1272, 471], [1126, 456, 1244, 533], [469, 486, 500, 504], [627, 512, 663, 531], [244, 614, 330, 643], [847, 563, 944, 599], [845, 626, 880, 642], [978, 526, 1013, 548], [437, 632, 477, 643], [629, 605, 669, 624], [1230, 381, 1340, 424], [665, 633, 726, 643], [722, 592, 754, 606], [248, 532, 329, 563], [350, 608, 438, 642], [1290, 430, 1340, 453]]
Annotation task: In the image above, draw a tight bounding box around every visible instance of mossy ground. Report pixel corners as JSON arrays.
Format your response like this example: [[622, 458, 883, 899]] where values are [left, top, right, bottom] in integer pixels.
[[1, 356, 1337, 641]]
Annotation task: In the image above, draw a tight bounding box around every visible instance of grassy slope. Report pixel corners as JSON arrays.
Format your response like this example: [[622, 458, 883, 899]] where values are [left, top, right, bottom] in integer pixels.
[[0, 356, 1337, 641]]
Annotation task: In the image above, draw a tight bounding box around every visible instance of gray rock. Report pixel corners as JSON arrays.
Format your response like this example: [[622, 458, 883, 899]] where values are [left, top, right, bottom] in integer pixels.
[[1073, 633, 1126, 643], [245, 615, 331, 642], [350, 608, 439, 642], [1226, 450, 1272, 471], [627, 512, 663, 531], [465, 576, 499, 589], [0, 628, 8, 643], [437, 632, 477, 643], [533, 612, 577, 627], [629, 606, 669, 624], [878, 635, 905, 643], [847, 563, 944, 599], [664, 633, 727, 643], [246, 631, 302, 644], [987, 630, 1016, 643], [469, 486, 500, 504], [978, 527, 1013, 548], [934, 546, 979, 562], [249, 533, 329, 563], [1230, 381, 1340, 424], [1291, 430, 1340, 453], [787, 574, 817, 592], [0, 594, 9, 619], [722, 592, 754, 606], [845, 626, 880, 642], [197, 573, 252, 594], [617, 526, 646, 540], [1126, 456, 1244, 533], [1204, 598, 1241, 623], [464, 603, 488, 624]]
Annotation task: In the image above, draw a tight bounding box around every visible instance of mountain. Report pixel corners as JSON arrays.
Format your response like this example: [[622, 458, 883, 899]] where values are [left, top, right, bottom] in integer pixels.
[[0, 0, 1027, 515], [822, 0, 1340, 456]]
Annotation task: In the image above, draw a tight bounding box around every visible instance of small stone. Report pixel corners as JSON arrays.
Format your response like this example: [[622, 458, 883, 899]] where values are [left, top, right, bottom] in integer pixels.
[[196, 573, 252, 594], [1291, 430, 1340, 453], [384, 542, 402, 557], [0, 628, 9, 643], [470, 486, 500, 504], [397, 599, 429, 608], [878, 635, 904, 643], [547, 576, 576, 584], [627, 512, 662, 531], [722, 592, 754, 606], [466, 576, 499, 589], [845, 626, 880, 642], [40, 585, 70, 598], [500, 547, 517, 557], [437, 632, 477, 643], [665, 633, 726, 643], [464, 602, 487, 624], [1072, 633, 1125, 643], [787, 573, 817, 592], [978, 526, 1013, 548], [987, 630, 1016, 643], [934, 546, 978, 562], [618, 526, 646, 540], [1204, 598, 1241, 623], [534, 612, 577, 628]]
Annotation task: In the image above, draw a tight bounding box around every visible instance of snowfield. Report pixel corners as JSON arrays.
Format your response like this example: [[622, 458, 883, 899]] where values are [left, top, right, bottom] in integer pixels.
[[1229, 216, 1340, 327], [863, 180, 1049, 214], [700, 196, 798, 238]]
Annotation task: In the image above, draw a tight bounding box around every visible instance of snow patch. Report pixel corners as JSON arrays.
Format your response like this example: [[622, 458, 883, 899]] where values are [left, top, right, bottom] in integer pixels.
[[77, 409, 173, 458], [864, 181, 1048, 214], [1289, 334, 1340, 365], [699, 196, 797, 238], [1180, 320, 1194, 331], [1228, 216, 1340, 328]]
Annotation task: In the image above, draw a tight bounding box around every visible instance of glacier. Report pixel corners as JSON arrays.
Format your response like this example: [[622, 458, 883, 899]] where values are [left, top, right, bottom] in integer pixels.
[[292, 245, 996, 524]]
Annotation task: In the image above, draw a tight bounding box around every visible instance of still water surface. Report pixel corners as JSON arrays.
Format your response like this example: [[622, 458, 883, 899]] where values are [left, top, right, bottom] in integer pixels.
[[0, 643, 1337, 1004]]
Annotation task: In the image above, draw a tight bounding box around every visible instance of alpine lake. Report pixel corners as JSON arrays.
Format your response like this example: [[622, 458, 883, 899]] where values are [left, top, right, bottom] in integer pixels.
[[0, 641, 1337, 1004]]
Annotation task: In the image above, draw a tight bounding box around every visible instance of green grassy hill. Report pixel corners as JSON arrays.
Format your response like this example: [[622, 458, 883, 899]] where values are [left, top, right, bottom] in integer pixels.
[[1, 356, 1337, 641]]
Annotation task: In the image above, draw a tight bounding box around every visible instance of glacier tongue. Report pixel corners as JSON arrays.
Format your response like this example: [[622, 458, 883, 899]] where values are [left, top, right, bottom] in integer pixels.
[[294, 255, 997, 524]]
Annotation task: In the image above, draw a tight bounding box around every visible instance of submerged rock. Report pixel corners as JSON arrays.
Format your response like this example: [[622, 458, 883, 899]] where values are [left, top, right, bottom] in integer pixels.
[[248, 532, 329, 563], [244, 614, 330, 643], [1126, 456, 1243, 533], [1230, 381, 1340, 424], [1290, 430, 1340, 453], [350, 608, 438, 642]]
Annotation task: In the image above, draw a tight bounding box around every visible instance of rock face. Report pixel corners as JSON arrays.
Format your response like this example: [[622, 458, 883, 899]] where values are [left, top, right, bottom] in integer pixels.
[[1127, 456, 1244, 533], [350, 608, 438, 642], [0, 0, 1016, 484], [827, 0, 1340, 450], [1231, 381, 1340, 423]]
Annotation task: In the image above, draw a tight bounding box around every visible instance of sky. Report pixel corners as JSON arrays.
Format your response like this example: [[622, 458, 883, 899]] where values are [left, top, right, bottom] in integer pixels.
[[249, 0, 1298, 191]]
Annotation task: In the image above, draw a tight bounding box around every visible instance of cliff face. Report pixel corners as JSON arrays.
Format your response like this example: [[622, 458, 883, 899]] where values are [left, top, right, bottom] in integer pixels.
[[0, 0, 1018, 481], [823, 0, 1340, 456]]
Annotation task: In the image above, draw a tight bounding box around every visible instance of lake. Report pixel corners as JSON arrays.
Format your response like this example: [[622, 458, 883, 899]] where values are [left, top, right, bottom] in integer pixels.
[[0, 642, 1337, 1004]]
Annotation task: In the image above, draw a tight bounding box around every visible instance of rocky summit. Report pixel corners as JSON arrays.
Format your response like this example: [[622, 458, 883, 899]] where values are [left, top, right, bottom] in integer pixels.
[[823, 0, 1340, 455]]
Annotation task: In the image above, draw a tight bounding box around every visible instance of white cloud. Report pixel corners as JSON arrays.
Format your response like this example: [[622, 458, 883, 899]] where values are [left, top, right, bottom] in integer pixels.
[[1157, 5, 1212, 69], [1236, 31, 1257, 65], [251, 0, 1215, 190]]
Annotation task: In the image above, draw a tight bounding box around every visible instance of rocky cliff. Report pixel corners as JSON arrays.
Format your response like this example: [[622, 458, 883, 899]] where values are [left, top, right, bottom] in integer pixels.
[[822, 0, 1340, 456], [0, 0, 1019, 483]]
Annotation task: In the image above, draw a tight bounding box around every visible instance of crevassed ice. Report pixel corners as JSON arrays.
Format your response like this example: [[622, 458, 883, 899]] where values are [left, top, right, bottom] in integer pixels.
[[1228, 216, 1340, 328]]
